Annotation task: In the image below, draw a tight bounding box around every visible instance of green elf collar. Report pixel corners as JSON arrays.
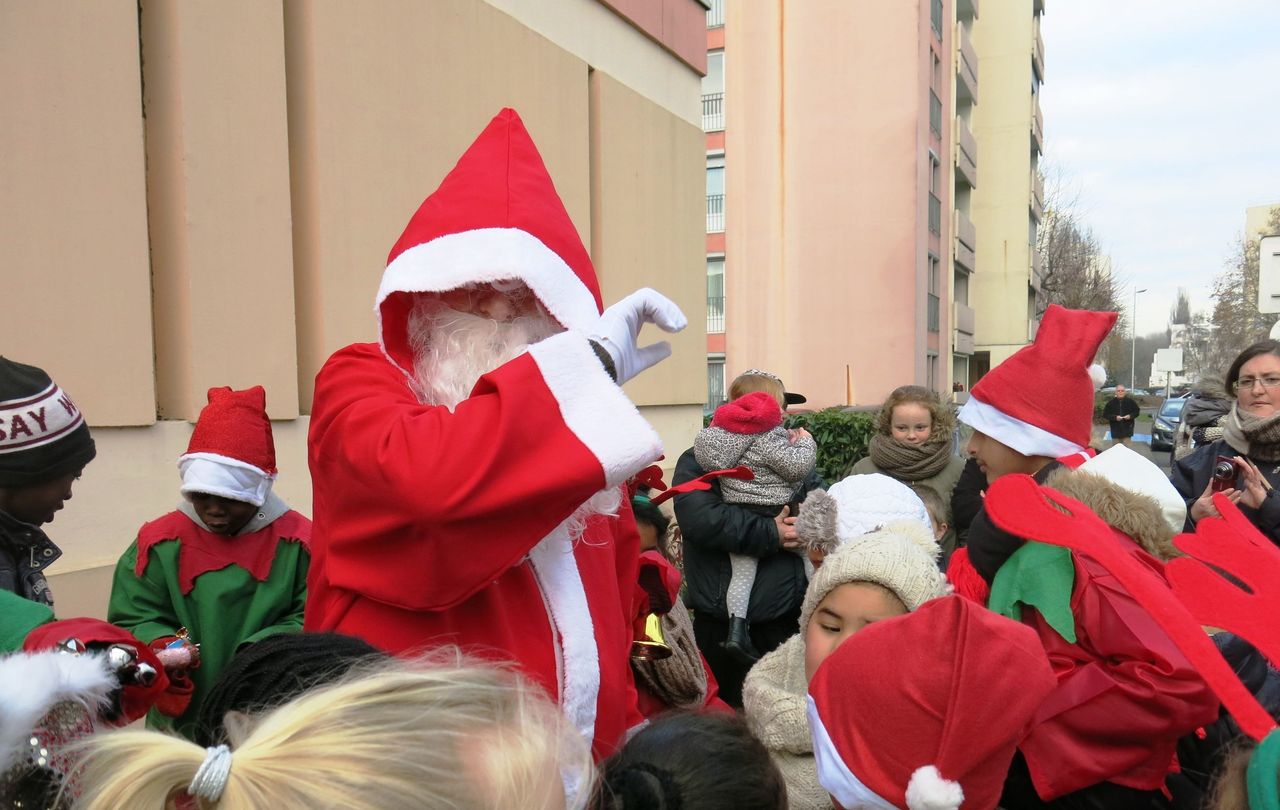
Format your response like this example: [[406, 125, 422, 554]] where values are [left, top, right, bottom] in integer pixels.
[[988, 541, 1077, 644]]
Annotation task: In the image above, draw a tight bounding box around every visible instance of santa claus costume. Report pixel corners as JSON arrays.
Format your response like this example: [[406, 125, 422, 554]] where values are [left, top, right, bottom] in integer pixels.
[[108, 386, 311, 738], [304, 108, 671, 758]]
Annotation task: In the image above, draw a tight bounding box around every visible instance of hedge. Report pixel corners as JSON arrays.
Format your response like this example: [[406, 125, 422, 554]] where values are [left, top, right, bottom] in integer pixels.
[[783, 408, 877, 483]]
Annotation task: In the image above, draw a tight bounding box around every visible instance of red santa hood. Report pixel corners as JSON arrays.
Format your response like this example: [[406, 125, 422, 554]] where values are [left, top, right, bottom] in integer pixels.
[[376, 108, 604, 380]]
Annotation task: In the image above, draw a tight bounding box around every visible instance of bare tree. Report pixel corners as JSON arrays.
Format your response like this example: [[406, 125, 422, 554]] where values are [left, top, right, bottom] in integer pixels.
[[1035, 166, 1124, 318], [1208, 206, 1280, 368]]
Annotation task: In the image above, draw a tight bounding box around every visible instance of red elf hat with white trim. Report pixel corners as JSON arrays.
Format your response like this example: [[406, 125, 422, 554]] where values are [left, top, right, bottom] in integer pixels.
[[179, 386, 276, 506], [958, 304, 1116, 458], [376, 108, 603, 380], [807, 596, 1056, 810]]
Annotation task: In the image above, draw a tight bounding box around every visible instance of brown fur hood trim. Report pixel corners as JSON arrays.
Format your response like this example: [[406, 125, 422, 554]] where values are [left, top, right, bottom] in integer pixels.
[[1044, 466, 1180, 561]]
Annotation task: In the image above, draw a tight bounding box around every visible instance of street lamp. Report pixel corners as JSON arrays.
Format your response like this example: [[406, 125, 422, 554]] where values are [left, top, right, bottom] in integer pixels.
[[1131, 286, 1147, 389]]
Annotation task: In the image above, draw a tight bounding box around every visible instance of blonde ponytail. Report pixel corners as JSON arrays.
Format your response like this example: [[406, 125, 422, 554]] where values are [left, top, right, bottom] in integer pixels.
[[73, 652, 594, 810]]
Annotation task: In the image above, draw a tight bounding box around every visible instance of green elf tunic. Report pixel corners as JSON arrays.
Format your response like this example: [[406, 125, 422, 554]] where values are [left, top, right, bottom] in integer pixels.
[[107, 492, 310, 738], [0, 588, 53, 652]]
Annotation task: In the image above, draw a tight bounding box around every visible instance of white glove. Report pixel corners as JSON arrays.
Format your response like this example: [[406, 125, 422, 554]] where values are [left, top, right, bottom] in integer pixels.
[[590, 288, 688, 385]]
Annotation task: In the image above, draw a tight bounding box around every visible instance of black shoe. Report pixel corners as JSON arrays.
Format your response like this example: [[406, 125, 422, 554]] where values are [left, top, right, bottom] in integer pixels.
[[723, 616, 761, 664]]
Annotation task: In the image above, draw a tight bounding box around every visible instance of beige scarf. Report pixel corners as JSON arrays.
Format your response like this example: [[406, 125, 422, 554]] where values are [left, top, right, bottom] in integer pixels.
[[1222, 405, 1280, 462], [867, 433, 953, 481]]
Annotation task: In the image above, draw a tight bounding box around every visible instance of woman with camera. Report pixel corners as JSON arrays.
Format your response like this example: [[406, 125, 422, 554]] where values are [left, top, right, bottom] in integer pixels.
[[1171, 340, 1280, 538]]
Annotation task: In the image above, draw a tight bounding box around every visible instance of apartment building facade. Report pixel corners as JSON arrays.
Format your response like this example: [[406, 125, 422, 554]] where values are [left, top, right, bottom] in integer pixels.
[[705, 0, 959, 411], [0, 0, 709, 618], [967, 0, 1047, 376]]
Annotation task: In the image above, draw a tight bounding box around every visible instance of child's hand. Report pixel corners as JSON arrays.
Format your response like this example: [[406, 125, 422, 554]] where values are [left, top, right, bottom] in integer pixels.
[[787, 428, 812, 445]]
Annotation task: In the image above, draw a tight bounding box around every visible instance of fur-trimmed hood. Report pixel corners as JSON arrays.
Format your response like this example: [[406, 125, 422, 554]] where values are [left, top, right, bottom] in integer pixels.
[[1044, 465, 1179, 561]]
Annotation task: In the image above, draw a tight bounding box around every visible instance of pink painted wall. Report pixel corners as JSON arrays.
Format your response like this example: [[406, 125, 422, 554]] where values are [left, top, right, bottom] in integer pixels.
[[725, 0, 947, 408]]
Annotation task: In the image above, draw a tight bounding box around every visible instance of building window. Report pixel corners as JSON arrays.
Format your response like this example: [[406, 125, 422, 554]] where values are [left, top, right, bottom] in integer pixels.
[[926, 352, 939, 392], [707, 157, 725, 233], [927, 254, 941, 333], [929, 90, 942, 137], [707, 356, 727, 412], [707, 258, 725, 333], [930, 0, 943, 39], [703, 51, 725, 131], [707, 0, 724, 29]]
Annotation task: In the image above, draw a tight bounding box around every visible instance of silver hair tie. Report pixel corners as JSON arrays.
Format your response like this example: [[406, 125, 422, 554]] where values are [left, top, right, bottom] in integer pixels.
[[189, 744, 233, 802]]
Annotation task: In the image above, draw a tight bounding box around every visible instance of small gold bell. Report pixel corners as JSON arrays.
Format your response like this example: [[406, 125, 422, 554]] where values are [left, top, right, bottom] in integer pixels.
[[630, 613, 673, 662]]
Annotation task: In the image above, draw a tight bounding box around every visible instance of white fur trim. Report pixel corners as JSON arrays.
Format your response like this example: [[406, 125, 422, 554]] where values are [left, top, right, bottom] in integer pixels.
[[1088, 364, 1107, 390], [0, 382, 85, 455], [958, 397, 1085, 459], [1079, 444, 1187, 533], [377, 227, 601, 360], [905, 765, 964, 810], [806, 696, 898, 810], [527, 332, 663, 489], [0, 652, 115, 772], [528, 521, 600, 751], [179, 455, 274, 507]]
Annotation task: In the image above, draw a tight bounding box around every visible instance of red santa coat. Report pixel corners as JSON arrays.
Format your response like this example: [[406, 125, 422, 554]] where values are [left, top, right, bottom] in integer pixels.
[[305, 108, 670, 759], [305, 335, 661, 758], [1018, 542, 1219, 799]]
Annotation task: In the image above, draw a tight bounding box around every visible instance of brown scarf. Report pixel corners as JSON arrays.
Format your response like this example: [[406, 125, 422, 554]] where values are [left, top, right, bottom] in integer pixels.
[[867, 433, 953, 482], [1223, 405, 1280, 463]]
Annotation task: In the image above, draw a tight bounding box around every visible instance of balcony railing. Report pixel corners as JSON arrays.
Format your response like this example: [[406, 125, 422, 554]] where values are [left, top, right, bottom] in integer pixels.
[[954, 302, 976, 354], [1031, 172, 1044, 220], [929, 91, 942, 138], [928, 193, 941, 235], [707, 193, 725, 232], [957, 24, 979, 104], [956, 116, 977, 187], [954, 210, 976, 272], [957, 0, 979, 21], [706, 0, 724, 29], [702, 92, 724, 132], [927, 294, 941, 333], [1031, 97, 1044, 155], [1031, 250, 1045, 290], [931, 0, 943, 38], [707, 296, 725, 333], [1033, 21, 1046, 81]]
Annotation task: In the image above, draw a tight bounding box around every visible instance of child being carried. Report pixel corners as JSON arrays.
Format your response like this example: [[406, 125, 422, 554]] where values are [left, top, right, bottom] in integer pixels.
[[695, 388, 817, 663]]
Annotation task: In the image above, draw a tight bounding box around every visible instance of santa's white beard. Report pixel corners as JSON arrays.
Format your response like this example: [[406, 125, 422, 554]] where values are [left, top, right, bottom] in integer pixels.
[[406, 298, 621, 539], [407, 299, 559, 411]]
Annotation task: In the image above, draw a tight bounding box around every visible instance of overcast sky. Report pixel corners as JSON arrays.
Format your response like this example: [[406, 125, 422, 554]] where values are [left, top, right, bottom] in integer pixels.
[[1039, 1, 1280, 335]]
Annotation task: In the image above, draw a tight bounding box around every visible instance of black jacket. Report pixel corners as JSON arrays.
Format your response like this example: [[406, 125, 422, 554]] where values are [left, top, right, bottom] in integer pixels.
[[0, 509, 60, 608], [1171, 439, 1280, 538], [1103, 396, 1141, 438], [672, 447, 823, 623]]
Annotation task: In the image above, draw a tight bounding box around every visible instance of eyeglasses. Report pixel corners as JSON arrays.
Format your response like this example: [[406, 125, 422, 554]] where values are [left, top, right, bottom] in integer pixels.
[[1233, 376, 1280, 392]]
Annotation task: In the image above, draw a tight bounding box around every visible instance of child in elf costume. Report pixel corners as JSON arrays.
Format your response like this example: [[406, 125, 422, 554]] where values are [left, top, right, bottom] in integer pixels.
[[108, 386, 310, 738], [951, 304, 1219, 807]]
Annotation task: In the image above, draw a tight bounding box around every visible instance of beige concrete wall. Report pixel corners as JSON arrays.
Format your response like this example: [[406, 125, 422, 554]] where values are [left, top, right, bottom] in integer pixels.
[[286, 0, 594, 412], [5, 0, 707, 619], [970, 1, 1035, 358], [590, 72, 707, 407], [0, 1, 155, 426], [724, 1, 939, 408], [144, 1, 300, 420]]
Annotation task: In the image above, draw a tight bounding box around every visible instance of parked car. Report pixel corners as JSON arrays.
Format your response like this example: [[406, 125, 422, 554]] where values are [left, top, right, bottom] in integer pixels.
[[1151, 397, 1186, 451]]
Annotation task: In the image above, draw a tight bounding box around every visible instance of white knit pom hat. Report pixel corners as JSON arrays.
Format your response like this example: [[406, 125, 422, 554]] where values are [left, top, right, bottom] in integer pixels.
[[798, 518, 947, 633]]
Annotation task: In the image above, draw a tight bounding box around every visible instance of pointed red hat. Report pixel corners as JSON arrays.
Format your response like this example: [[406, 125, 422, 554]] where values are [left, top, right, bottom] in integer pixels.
[[181, 386, 276, 476], [959, 304, 1116, 457], [807, 596, 1056, 810], [376, 108, 604, 379]]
